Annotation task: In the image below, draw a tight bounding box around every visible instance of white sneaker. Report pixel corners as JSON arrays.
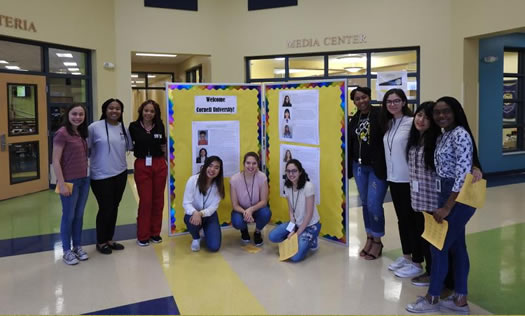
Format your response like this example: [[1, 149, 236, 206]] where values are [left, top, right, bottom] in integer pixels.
[[73, 247, 89, 261], [191, 239, 201, 252], [63, 250, 79, 265], [406, 296, 440, 313], [440, 294, 470, 314], [388, 256, 411, 271], [394, 262, 424, 278]]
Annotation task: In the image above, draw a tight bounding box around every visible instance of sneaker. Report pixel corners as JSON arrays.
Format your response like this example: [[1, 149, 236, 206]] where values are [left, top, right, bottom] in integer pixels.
[[96, 243, 112, 255], [240, 229, 250, 243], [388, 256, 411, 271], [150, 235, 162, 243], [63, 250, 79, 265], [394, 262, 424, 278], [310, 236, 319, 251], [440, 294, 470, 314], [253, 231, 263, 246], [137, 239, 150, 247], [191, 238, 201, 252], [73, 247, 89, 261], [406, 296, 440, 313], [411, 273, 430, 287]]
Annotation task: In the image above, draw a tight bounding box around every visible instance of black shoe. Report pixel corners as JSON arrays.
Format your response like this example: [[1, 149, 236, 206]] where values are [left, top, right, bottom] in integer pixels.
[[241, 229, 250, 243], [254, 231, 263, 246], [96, 244, 112, 255], [108, 242, 125, 250], [150, 236, 163, 243]]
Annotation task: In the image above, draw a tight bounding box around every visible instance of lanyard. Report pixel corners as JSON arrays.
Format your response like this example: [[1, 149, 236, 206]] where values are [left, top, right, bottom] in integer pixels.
[[290, 187, 301, 222], [243, 172, 255, 206], [387, 116, 404, 156], [202, 185, 212, 210]]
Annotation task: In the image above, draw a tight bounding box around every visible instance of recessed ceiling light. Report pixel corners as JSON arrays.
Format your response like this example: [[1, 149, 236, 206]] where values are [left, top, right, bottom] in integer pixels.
[[63, 62, 77, 66], [274, 57, 285, 61], [68, 68, 80, 71], [71, 72, 82, 75], [135, 80, 145, 84], [344, 67, 363, 73], [6, 65, 20, 70], [147, 75, 156, 78], [56, 53, 73, 58], [131, 74, 139, 78], [0, 60, 9, 64], [135, 53, 177, 57]]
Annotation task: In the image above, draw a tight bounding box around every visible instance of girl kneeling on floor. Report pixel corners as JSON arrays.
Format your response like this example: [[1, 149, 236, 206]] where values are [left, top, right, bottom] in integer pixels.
[[269, 159, 321, 262]]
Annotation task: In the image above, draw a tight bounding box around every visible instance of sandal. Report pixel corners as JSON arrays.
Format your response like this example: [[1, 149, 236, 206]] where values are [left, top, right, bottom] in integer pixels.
[[364, 240, 383, 260], [359, 237, 373, 257]]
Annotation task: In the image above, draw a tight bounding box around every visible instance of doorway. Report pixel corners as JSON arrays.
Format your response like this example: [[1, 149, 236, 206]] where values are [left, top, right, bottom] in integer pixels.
[[0, 73, 48, 200]]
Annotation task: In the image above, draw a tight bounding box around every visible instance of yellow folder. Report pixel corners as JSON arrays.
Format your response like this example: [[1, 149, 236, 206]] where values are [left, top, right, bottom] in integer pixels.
[[456, 173, 487, 209], [55, 182, 74, 194], [279, 233, 298, 261], [422, 212, 448, 251]]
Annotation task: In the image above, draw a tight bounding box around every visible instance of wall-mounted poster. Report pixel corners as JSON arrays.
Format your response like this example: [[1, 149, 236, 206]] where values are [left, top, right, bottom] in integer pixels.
[[376, 71, 408, 101], [279, 144, 320, 205], [278, 90, 319, 145], [503, 80, 517, 123]]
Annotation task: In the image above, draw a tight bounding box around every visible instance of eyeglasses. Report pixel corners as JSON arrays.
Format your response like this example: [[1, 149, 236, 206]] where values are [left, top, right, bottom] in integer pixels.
[[285, 169, 299, 174], [386, 99, 403, 106]]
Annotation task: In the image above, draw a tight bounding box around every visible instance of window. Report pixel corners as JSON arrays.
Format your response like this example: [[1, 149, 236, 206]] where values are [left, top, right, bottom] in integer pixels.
[[246, 47, 420, 106], [503, 49, 524, 152], [0, 39, 42, 72], [185, 65, 202, 83]]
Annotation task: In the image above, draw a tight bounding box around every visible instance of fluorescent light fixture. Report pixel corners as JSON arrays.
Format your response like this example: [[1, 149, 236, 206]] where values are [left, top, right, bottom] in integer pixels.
[[56, 53, 73, 58], [68, 68, 80, 71], [344, 67, 363, 73], [71, 72, 82, 75], [5, 65, 20, 70], [63, 62, 77, 66], [0, 60, 8, 64], [131, 74, 139, 78], [135, 53, 177, 57], [135, 80, 145, 84], [274, 57, 285, 61], [147, 75, 156, 78], [131, 84, 137, 87]]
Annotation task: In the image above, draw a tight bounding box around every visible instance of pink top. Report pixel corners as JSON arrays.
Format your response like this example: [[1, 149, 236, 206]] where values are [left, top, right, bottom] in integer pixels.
[[229, 170, 267, 209], [53, 127, 88, 180]]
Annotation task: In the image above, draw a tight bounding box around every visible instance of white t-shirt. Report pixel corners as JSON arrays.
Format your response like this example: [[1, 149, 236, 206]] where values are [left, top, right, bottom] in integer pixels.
[[88, 120, 132, 180], [183, 174, 222, 217], [383, 116, 413, 183], [284, 181, 320, 227]]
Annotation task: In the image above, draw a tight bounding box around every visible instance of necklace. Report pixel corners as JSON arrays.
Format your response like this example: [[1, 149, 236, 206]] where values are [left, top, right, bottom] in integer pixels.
[[140, 121, 155, 134]]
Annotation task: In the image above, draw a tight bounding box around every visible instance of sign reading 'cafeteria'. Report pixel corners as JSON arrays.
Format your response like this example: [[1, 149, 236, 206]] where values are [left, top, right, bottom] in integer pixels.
[[287, 34, 366, 48], [0, 14, 37, 33]]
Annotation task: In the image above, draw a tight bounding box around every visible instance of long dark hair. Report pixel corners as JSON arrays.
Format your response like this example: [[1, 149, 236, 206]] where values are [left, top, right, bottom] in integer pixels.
[[197, 156, 225, 199], [406, 101, 440, 170], [435, 96, 482, 170], [62, 104, 88, 139], [284, 159, 309, 190], [136, 99, 164, 129], [100, 98, 130, 152], [380, 88, 413, 134]]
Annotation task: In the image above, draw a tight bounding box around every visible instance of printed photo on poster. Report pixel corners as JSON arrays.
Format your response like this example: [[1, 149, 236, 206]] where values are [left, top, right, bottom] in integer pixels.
[[279, 144, 321, 205], [503, 80, 517, 123], [192, 121, 240, 177], [278, 90, 319, 145], [376, 71, 407, 101]]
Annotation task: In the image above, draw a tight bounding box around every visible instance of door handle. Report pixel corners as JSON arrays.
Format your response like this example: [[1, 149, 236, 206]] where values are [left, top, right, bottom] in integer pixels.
[[0, 134, 6, 152]]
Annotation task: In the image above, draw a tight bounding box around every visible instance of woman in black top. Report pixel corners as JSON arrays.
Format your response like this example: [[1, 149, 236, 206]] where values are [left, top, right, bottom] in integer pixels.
[[129, 99, 167, 246], [347, 87, 388, 260]]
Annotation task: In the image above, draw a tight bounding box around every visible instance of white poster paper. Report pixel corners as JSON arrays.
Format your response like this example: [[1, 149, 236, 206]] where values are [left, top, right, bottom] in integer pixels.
[[278, 90, 319, 145], [195, 96, 237, 114], [192, 121, 240, 177], [279, 144, 321, 205], [376, 71, 408, 101]]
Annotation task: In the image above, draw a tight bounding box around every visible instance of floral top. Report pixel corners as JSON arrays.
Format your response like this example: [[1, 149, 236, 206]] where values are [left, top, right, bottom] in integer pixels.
[[434, 126, 473, 192]]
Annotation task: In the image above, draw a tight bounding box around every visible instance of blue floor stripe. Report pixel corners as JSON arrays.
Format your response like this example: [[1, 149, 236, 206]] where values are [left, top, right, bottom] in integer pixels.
[[0, 224, 137, 258], [84, 296, 179, 315], [486, 171, 525, 187]]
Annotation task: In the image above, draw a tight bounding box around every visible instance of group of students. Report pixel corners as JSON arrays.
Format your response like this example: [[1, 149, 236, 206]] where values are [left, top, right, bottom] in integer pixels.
[[53, 98, 322, 268], [347, 86, 482, 314]]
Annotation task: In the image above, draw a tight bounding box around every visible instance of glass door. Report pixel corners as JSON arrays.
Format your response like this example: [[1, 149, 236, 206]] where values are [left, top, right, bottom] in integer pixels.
[[0, 73, 48, 200]]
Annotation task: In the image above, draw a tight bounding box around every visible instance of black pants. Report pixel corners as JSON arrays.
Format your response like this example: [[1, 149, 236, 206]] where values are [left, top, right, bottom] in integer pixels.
[[90, 171, 128, 244], [388, 182, 423, 263]]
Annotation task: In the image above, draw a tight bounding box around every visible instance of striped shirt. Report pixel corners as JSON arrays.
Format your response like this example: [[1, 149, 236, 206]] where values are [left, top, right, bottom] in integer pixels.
[[53, 127, 88, 180], [408, 145, 438, 212]]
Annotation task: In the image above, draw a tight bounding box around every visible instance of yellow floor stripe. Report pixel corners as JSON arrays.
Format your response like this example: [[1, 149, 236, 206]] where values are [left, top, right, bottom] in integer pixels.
[[153, 234, 267, 315]]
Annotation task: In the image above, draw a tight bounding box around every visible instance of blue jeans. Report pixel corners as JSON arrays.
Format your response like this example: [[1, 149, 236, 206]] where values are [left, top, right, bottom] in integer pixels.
[[184, 212, 221, 252], [60, 177, 90, 252], [352, 162, 387, 237], [428, 178, 475, 297], [269, 221, 321, 262], [231, 206, 272, 231]]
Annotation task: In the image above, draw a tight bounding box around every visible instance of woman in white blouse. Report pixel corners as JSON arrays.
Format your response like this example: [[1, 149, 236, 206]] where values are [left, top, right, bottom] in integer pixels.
[[183, 156, 225, 252]]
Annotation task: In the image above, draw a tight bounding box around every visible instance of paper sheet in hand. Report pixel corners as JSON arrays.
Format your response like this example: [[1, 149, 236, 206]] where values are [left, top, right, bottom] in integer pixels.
[[279, 233, 298, 261], [456, 173, 486, 209], [55, 182, 73, 194], [422, 212, 448, 251]]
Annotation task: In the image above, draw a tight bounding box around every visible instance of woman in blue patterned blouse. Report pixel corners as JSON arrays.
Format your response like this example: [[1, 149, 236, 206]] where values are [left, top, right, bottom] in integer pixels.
[[407, 96, 481, 314]]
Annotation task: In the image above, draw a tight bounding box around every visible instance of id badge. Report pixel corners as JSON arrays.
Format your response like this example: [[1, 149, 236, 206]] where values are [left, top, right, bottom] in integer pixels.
[[145, 155, 152, 167], [435, 179, 441, 193], [412, 180, 419, 193], [286, 222, 296, 233]]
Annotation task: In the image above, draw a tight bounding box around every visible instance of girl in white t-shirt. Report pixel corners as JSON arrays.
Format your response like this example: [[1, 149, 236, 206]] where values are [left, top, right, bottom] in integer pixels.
[[269, 159, 321, 262]]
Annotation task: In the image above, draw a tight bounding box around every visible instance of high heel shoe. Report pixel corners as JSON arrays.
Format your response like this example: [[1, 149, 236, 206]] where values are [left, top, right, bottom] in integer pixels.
[[359, 237, 373, 257], [364, 240, 383, 260]]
